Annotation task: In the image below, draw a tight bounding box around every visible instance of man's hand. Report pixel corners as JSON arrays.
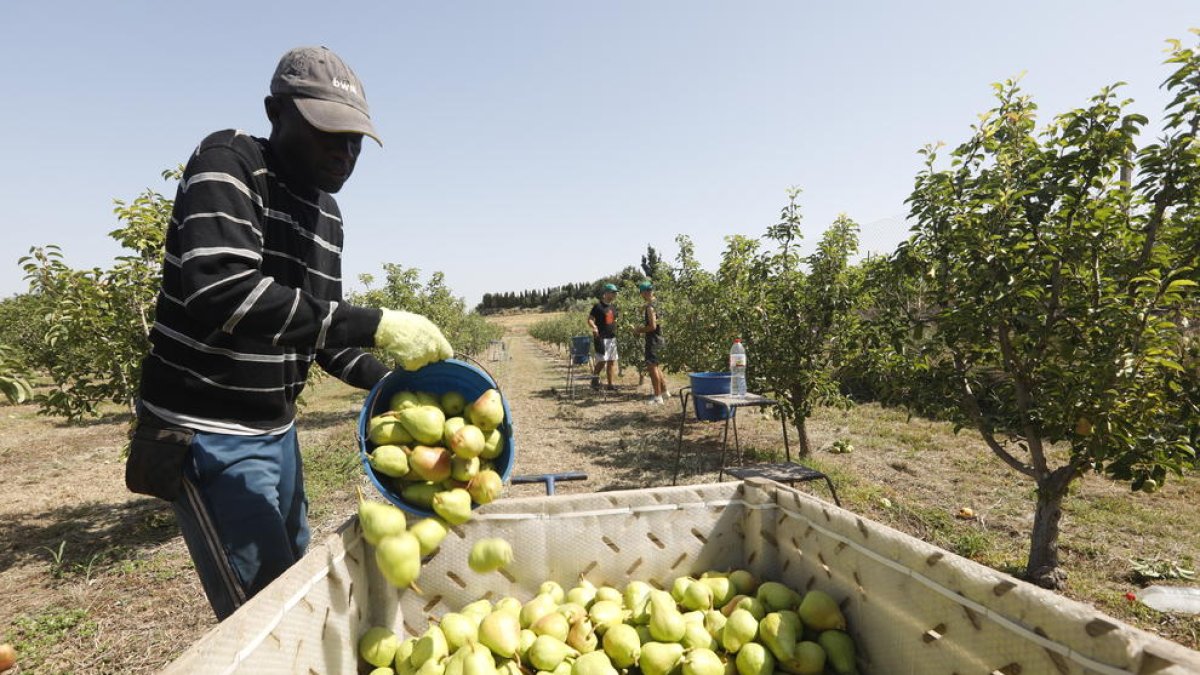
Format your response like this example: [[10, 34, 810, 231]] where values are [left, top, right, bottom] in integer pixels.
[[375, 310, 454, 371]]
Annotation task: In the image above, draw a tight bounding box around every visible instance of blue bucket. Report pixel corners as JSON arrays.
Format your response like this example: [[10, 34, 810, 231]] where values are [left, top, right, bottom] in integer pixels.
[[570, 336, 592, 365], [689, 372, 733, 421], [358, 358, 515, 518]]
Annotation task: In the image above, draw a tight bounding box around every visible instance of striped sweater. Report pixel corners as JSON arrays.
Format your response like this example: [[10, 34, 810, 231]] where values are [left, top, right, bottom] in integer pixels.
[[138, 129, 388, 434]]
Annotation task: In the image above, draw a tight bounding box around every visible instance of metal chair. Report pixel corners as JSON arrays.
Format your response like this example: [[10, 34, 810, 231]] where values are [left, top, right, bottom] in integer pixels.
[[566, 336, 593, 399]]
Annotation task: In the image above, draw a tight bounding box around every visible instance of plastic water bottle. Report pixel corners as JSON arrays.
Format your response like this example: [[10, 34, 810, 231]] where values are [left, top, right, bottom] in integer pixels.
[[729, 339, 747, 397]]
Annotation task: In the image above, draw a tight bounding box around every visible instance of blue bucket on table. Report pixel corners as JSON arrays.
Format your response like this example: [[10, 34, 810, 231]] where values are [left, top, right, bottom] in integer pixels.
[[689, 372, 733, 421], [358, 358, 515, 518], [570, 336, 593, 365]]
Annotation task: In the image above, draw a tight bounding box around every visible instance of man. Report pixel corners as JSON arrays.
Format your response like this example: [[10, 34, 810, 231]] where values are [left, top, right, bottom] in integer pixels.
[[633, 281, 669, 404], [588, 283, 620, 391], [129, 46, 452, 620]]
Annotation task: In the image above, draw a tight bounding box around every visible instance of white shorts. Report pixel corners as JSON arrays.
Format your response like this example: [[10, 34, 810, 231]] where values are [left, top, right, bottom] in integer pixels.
[[595, 337, 618, 362]]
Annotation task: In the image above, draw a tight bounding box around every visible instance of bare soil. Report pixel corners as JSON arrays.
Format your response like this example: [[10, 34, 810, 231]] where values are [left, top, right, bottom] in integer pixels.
[[0, 311, 1196, 672]]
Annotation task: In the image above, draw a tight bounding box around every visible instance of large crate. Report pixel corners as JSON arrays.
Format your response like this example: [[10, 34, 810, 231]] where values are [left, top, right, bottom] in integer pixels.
[[164, 479, 1200, 674]]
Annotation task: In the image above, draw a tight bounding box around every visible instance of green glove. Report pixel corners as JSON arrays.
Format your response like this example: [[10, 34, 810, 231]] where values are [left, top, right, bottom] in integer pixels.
[[374, 309, 454, 371]]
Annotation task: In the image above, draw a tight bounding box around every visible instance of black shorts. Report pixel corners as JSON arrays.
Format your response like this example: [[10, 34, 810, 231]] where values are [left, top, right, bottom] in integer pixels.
[[644, 335, 663, 364]]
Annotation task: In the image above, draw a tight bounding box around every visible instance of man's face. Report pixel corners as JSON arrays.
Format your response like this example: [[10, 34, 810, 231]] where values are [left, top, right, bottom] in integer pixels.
[[603, 291, 616, 303], [266, 96, 363, 193]]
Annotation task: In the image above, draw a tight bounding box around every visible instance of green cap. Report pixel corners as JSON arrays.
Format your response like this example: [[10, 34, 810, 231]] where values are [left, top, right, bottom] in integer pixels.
[[638, 281, 654, 292], [602, 283, 619, 292]]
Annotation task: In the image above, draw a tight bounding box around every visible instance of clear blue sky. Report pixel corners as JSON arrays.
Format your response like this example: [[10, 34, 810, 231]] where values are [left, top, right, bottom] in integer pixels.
[[2, 2, 1196, 308]]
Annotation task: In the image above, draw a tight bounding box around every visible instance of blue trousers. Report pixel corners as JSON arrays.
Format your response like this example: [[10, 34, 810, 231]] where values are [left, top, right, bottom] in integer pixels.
[[171, 427, 310, 620]]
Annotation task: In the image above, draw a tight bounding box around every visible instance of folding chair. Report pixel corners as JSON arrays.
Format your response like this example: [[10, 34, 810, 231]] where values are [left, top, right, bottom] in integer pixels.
[[566, 336, 593, 399]]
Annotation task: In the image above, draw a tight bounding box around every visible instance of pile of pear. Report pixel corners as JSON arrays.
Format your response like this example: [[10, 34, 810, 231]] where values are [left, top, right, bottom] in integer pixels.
[[356, 571, 859, 675], [367, 388, 508, 519]]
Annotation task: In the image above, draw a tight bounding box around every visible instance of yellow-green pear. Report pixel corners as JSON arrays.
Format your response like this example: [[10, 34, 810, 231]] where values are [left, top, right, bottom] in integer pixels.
[[467, 389, 505, 432], [358, 487, 408, 546], [495, 596, 523, 615], [371, 444, 411, 478], [400, 405, 447, 445], [587, 600, 625, 634], [360, 626, 401, 668], [727, 570, 758, 596], [779, 641, 825, 675], [532, 611, 570, 642], [817, 630, 857, 675], [566, 616, 598, 653], [432, 487, 474, 525], [462, 599, 494, 622], [572, 650, 618, 675], [480, 610, 523, 658], [539, 580, 565, 604], [681, 581, 714, 611], [759, 612, 797, 662], [518, 629, 538, 660], [698, 576, 734, 607], [796, 590, 845, 631], [624, 580, 653, 624], [527, 635, 577, 671], [681, 622, 716, 651], [402, 482, 440, 509], [670, 577, 694, 603], [411, 625, 450, 667], [703, 610, 727, 639], [409, 517, 450, 555], [594, 586, 622, 604], [371, 413, 415, 445], [566, 578, 597, 607], [480, 428, 504, 459], [376, 531, 422, 588], [463, 642, 498, 675], [469, 538, 514, 573], [440, 613, 478, 652], [521, 593, 559, 628], [681, 648, 724, 675], [756, 582, 800, 612], [407, 445, 452, 483], [450, 424, 486, 459], [415, 391, 440, 407], [451, 455, 481, 482], [444, 417, 467, 445], [441, 391, 467, 416], [638, 641, 684, 675], [731, 596, 766, 621], [720, 609, 758, 653], [734, 642, 774, 675], [371, 667, 397, 675], [390, 391, 421, 411], [395, 637, 417, 671], [648, 590, 686, 643], [415, 658, 446, 675], [467, 470, 503, 505], [602, 623, 641, 668], [444, 645, 467, 675], [496, 660, 521, 675]]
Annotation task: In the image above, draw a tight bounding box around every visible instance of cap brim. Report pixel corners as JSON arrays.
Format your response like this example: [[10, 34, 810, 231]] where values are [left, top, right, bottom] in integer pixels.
[[293, 97, 383, 146]]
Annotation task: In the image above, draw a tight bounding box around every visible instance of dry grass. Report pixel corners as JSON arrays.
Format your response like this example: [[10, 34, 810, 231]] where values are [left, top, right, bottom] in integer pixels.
[[0, 311, 1195, 672]]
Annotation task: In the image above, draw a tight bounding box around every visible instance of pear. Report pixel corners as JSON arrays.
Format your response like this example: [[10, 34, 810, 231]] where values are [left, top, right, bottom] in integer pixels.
[[758, 612, 797, 662], [648, 590, 686, 643], [406, 446, 452, 483], [411, 625, 450, 667], [443, 416, 467, 443], [601, 623, 640, 668], [623, 580, 653, 624], [480, 429, 504, 459], [720, 609, 758, 653], [539, 580, 566, 603], [681, 621, 716, 651], [371, 413, 415, 445], [521, 593, 559, 628], [433, 488, 474, 525], [594, 586, 622, 604], [817, 630, 857, 675], [450, 425, 486, 459], [779, 641, 825, 675], [409, 517, 450, 555], [573, 650, 618, 675], [401, 482, 440, 509], [732, 596, 766, 621], [451, 456, 481, 482], [756, 582, 800, 612], [415, 658, 446, 675], [400, 405, 447, 445], [532, 612, 571, 642], [670, 577, 694, 603], [681, 648, 724, 675], [698, 576, 734, 607], [638, 641, 684, 675], [462, 599, 495, 622], [796, 590, 845, 631], [469, 538, 514, 573], [360, 626, 401, 668], [682, 610, 704, 625], [457, 643, 496, 675], [727, 569, 758, 596], [496, 660, 522, 675], [518, 629, 538, 660], [495, 596, 523, 615], [467, 389, 505, 431], [371, 444, 412, 478], [734, 642, 774, 675], [371, 668, 396, 675], [395, 637, 417, 671], [390, 391, 422, 411], [467, 470, 504, 505], [566, 616, 598, 653], [703, 610, 727, 640], [681, 581, 714, 611], [441, 391, 467, 416], [587, 600, 625, 634], [358, 488, 408, 546], [528, 635, 577, 671], [566, 578, 598, 608], [440, 613, 478, 652], [376, 532, 422, 588]]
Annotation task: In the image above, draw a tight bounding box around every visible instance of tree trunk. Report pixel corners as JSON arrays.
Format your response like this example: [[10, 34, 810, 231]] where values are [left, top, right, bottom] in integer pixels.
[[794, 415, 811, 459], [1025, 466, 1076, 589]]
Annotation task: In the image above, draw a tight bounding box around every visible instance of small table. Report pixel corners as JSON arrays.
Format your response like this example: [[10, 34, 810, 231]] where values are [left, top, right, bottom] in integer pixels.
[[672, 387, 840, 506]]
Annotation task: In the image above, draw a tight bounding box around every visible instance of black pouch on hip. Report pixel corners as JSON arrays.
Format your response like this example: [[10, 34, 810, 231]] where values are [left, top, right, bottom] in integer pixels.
[[125, 419, 194, 502]]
